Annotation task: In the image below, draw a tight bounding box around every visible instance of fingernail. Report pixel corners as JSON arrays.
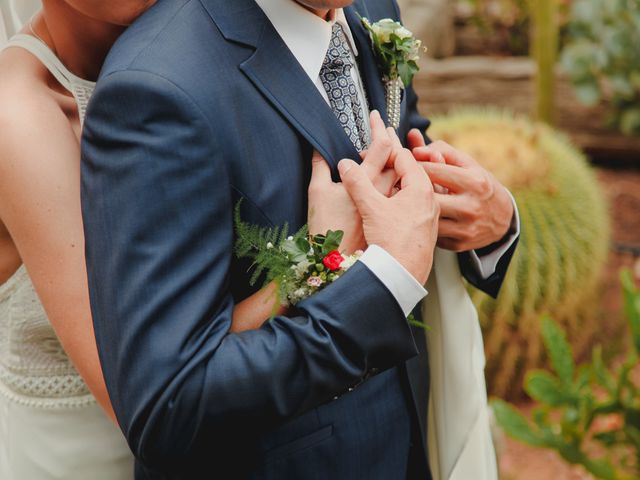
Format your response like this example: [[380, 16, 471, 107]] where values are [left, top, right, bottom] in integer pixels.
[[371, 110, 380, 120], [338, 159, 354, 176]]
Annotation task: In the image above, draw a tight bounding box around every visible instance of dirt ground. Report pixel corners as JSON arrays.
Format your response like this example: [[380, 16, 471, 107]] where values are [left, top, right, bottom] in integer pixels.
[[498, 163, 640, 480]]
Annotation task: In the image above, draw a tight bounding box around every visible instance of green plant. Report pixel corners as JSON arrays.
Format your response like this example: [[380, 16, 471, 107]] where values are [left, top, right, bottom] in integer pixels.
[[430, 108, 610, 399], [530, 0, 560, 123], [560, 0, 640, 135], [493, 270, 640, 479]]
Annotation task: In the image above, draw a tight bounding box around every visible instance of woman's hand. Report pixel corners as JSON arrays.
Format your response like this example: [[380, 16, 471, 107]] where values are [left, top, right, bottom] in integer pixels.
[[307, 151, 366, 253]]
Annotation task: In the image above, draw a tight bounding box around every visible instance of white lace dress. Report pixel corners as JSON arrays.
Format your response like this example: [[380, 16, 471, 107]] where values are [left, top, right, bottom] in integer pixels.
[[0, 35, 134, 479]]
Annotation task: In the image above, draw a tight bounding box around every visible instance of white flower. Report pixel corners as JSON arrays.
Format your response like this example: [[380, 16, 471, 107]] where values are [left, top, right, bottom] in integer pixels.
[[287, 236, 294, 241], [370, 18, 397, 43], [292, 259, 312, 279], [266, 242, 274, 249], [339, 255, 359, 271], [289, 287, 308, 303], [395, 26, 413, 40]]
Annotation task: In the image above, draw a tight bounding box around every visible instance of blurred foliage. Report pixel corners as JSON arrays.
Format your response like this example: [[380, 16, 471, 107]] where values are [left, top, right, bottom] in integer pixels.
[[493, 270, 640, 479], [455, 0, 573, 55], [456, 0, 531, 54], [430, 109, 609, 399], [560, 0, 640, 135]]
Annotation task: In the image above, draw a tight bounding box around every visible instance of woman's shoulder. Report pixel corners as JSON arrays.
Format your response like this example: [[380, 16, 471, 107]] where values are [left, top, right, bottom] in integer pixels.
[[0, 46, 70, 159], [0, 45, 65, 119]]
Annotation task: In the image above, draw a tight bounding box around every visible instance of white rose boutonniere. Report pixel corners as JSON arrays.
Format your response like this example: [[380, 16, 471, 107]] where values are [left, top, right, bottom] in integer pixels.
[[361, 17, 426, 128]]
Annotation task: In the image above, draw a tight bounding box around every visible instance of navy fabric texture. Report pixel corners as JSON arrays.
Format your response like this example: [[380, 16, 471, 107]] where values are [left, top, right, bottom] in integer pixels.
[[81, 0, 513, 478]]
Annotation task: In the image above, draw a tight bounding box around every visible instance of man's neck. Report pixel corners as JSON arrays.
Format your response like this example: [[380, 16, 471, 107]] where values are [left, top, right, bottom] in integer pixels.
[[39, 2, 124, 81]]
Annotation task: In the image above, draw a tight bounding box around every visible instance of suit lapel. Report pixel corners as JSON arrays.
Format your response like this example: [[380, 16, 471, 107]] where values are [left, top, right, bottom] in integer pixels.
[[344, 2, 389, 125], [202, 0, 360, 178]]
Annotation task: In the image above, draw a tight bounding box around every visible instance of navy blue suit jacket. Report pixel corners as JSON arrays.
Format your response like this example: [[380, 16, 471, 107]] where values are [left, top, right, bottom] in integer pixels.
[[81, 0, 517, 477]]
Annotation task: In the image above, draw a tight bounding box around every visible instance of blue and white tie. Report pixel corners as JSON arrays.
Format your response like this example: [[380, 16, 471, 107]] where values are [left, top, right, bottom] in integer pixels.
[[320, 23, 371, 152]]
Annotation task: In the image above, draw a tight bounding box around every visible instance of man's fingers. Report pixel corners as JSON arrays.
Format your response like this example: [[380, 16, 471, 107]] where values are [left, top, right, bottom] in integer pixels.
[[434, 193, 465, 220], [309, 150, 332, 191], [407, 128, 426, 150], [338, 159, 382, 214], [374, 169, 399, 197], [394, 148, 432, 191], [388, 127, 403, 150], [412, 146, 446, 165], [437, 218, 468, 238], [414, 140, 475, 168], [362, 110, 392, 179], [436, 237, 466, 253], [421, 162, 474, 193]]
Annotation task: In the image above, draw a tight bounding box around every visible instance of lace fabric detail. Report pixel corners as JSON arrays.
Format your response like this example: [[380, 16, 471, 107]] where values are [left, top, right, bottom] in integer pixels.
[[0, 266, 93, 408], [71, 83, 93, 125]]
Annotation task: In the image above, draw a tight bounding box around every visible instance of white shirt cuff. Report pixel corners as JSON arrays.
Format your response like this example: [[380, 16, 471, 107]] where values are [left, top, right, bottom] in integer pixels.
[[468, 189, 521, 279], [358, 244, 428, 317]]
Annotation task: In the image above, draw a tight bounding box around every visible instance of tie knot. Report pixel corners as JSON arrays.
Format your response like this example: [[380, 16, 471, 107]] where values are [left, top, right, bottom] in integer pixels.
[[323, 23, 353, 72]]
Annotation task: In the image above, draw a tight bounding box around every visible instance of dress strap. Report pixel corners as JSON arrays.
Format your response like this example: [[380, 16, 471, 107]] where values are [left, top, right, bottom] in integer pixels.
[[4, 34, 96, 123], [4, 34, 95, 93]]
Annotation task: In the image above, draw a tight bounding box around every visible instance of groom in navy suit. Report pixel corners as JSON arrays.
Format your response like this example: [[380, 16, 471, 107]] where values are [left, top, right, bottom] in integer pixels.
[[81, 0, 519, 478]]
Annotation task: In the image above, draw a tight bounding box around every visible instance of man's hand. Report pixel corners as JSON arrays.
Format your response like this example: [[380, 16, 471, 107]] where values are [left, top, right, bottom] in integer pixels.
[[339, 132, 439, 285], [308, 111, 399, 253], [409, 134, 514, 253]]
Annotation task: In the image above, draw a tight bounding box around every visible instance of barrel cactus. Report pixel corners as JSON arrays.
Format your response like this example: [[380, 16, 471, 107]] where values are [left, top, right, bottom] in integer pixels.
[[429, 109, 610, 399]]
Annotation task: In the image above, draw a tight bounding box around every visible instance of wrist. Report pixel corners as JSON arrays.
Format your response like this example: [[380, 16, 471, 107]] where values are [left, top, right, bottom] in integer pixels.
[[387, 250, 431, 285]]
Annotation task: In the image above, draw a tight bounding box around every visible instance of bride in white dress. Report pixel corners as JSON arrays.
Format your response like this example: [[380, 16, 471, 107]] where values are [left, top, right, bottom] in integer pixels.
[[0, 1, 154, 478], [0, 2, 316, 477]]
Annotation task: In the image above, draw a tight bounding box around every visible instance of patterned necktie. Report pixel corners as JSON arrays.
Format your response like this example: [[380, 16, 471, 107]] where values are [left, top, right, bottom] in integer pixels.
[[320, 23, 371, 152]]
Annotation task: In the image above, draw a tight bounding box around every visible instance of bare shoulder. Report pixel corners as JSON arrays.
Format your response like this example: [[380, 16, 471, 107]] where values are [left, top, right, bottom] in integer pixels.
[[0, 47, 73, 172]]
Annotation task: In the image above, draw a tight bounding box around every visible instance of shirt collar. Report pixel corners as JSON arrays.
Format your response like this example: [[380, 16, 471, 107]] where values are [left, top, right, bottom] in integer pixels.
[[254, 0, 359, 83]]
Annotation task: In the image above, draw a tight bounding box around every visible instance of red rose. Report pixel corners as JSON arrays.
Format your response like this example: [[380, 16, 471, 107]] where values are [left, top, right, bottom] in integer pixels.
[[323, 250, 345, 272]]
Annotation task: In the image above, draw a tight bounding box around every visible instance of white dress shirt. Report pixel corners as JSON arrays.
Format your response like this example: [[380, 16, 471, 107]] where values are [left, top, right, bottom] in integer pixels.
[[254, 0, 520, 315]]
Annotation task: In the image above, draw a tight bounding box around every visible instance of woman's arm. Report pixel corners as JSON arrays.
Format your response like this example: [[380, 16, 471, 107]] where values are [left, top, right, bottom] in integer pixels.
[[231, 282, 285, 333], [0, 77, 117, 422]]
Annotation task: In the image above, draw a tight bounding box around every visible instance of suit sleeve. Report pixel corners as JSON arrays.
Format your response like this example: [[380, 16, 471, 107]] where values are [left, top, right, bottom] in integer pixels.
[[81, 70, 418, 467]]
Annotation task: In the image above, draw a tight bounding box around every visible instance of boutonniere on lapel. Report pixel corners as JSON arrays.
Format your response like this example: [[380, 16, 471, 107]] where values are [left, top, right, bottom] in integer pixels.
[[360, 17, 425, 129]]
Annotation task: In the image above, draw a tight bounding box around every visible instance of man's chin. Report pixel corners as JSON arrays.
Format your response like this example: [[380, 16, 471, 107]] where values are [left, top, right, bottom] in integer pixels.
[[294, 0, 355, 11]]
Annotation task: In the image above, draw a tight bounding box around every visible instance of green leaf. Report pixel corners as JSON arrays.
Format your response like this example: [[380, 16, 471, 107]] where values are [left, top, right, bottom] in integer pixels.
[[592, 346, 616, 395], [397, 62, 413, 88], [621, 269, 640, 354], [593, 430, 620, 447], [283, 239, 308, 263], [525, 370, 572, 406], [491, 400, 546, 447], [541, 316, 575, 387], [322, 230, 344, 254], [580, 458, 617, 480]]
